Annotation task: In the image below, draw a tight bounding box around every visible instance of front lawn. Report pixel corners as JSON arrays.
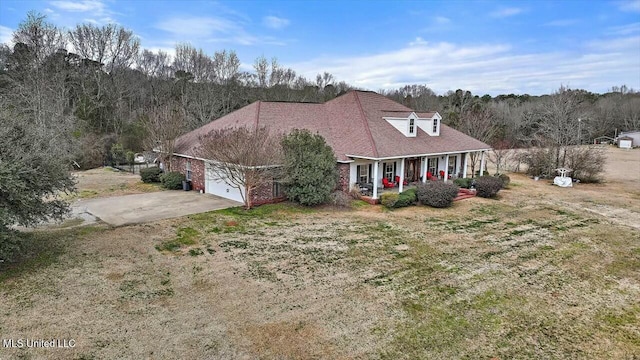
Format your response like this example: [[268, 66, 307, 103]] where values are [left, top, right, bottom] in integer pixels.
[[1, 176, 638, 359]]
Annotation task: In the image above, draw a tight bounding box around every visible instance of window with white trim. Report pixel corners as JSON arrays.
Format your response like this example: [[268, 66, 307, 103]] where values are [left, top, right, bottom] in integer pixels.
[[409, 118, 415, 134], [433, 118, 439, 133], [384, 162, 394, 181], [428, 158, 438, 176], [358, 165, 369, 183], [186, 160, 192, 181]]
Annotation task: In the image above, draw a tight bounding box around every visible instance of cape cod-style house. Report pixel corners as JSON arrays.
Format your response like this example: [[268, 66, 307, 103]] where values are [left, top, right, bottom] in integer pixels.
[[170, 90, 491, 204]]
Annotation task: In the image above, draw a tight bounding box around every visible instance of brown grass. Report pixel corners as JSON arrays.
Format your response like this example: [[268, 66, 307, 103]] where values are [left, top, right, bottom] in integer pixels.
[[66, 167, 164, 199], [1, 151, 639, 359]]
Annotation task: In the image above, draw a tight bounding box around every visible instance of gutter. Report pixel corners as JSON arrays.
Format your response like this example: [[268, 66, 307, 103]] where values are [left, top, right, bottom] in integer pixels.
[[345, 148, 492, 161]]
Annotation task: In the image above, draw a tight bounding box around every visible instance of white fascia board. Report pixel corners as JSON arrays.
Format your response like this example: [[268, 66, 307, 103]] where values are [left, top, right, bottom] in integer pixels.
[[383, 112, 427, 121], [173, 153, 210, 162], [175, 153, 281, 169], [346, 148, 492, 161]]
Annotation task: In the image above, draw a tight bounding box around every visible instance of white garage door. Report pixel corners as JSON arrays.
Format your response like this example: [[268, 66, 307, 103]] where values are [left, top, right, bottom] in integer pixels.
[[204, 162, 245, 202], [619, 139, 632, 149]]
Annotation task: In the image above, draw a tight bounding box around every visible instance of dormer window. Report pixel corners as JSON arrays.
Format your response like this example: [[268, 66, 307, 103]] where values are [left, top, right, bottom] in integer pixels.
[[384, 111, 441, 137]]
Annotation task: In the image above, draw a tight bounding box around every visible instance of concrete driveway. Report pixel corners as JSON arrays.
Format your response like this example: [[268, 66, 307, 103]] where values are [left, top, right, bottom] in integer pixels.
[[75, 191, 241, 226]]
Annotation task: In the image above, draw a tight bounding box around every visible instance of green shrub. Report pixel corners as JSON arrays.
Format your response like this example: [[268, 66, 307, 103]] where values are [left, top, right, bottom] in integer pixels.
[[416, 182, 459, 208], [454, 178, 471, 189], [395, 189, 417, 207], [380, 193, 399, 208], [126, 151, 135, 165], [380, 189, 417, 209], [140, 167, 162, 183], [160, 171, 185, 190], [475, 176, 503, 198], [401, 188, 417, 202], [497, 173, 511, 188], [281, 129, 337, 206], [0, 229, 20, 263]]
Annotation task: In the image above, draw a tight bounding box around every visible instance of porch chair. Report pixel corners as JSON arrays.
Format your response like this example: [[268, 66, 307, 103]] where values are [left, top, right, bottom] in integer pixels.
[[395, 176, 408, 186], [382, 177, 396, 188]]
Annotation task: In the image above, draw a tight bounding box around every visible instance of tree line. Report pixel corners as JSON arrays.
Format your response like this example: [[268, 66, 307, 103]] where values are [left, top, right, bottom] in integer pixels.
[[0, 12, 352, 170], [382, 84, 640, 149], [2, 12, 638, 171]]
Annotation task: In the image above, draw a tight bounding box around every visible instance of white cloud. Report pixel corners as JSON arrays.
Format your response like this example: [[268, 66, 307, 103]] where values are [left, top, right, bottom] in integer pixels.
[[156, 17, 236, 38], [606, 22, 640, 35], [617, 0, 640, 12], [409, 37, 428, 46], [289, 37, 640, 95], [50, 0, 105, 13], [434, 16, 451, 24], [49, 0, 116, 24], [490, 7, 525, 18], [263, 15, 290, 29], [544, 19, 579, 27], [0, 25, 13, 45], [586, 35, 640, 51], [156, 16, 287, 46]]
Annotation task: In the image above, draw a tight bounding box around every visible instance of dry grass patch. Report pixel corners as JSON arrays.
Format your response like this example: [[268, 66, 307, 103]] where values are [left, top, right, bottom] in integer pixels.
[[243, 321, 336, 359], [65, 167, 164, 200], [1, 172, 639, 359]]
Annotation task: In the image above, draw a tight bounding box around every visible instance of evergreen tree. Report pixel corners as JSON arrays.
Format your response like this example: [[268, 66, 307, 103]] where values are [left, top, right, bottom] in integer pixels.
[[281, 130, 337, 206]]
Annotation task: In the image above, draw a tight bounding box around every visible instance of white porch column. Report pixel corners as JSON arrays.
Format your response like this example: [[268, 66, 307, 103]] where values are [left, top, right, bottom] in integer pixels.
[[421, 157, 427, 183], [444, 154, 449, 182], [480, 151, 486, 177], [372, 160, 380, 199], [399, 159, 405, 192], [463, 153, 468, 178]]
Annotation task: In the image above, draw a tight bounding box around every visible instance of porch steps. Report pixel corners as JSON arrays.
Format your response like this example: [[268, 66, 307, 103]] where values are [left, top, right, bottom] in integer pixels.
[[453, 188, 476, 201]]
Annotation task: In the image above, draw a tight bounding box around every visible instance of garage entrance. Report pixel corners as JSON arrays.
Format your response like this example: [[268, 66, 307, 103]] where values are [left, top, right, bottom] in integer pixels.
[[204, 162, 245, 202]]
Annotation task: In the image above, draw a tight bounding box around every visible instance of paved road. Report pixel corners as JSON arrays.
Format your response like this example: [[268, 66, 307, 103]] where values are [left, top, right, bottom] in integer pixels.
[[75, 191, 241, 226]]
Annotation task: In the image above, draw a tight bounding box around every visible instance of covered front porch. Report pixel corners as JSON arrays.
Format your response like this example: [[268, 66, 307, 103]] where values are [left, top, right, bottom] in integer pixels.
[[349, 151, 487, 199]]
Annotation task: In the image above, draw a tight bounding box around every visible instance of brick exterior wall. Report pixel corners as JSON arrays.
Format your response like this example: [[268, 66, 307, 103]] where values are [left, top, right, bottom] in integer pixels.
[[251, 182, 286, 206], [171, 156, 205, 192], [336, 163, 350, 192], [169, 157, 347, 206]]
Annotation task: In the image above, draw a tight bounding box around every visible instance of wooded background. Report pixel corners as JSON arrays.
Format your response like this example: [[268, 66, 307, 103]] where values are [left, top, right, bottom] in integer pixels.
[[2, 12, 639, 169]]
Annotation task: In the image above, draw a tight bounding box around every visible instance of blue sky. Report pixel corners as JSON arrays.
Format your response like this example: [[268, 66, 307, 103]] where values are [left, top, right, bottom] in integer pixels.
[[1, 0, 639, 95]]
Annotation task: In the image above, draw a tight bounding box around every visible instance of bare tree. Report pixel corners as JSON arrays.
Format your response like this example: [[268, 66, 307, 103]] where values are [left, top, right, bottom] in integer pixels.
[[67, 23, 141, 136], [68, 23, 140, 74], [488, 141, 516, 174], [198, 127, 283, 209], [142, 102, 186, 171], [315, 72, 334, 90], [520, 87, 604, 181], [254, 55, 269, 88], [4, 13, 76, 156], [457, 106, 497, 177], [535, 87, 591, 168]]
